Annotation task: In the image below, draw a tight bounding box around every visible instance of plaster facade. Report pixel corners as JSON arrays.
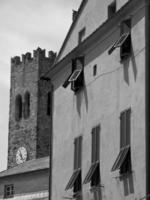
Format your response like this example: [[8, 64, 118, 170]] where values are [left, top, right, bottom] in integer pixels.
[[51, 0, 146, 200]]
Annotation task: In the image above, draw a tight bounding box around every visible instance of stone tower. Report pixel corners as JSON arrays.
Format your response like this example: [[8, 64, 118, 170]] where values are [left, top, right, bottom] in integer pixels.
[[8, 47, 56, 168]]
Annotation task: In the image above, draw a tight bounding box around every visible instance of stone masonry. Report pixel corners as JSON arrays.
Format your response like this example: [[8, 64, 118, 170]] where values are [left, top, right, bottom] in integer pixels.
[[8, 47, 56, 168]]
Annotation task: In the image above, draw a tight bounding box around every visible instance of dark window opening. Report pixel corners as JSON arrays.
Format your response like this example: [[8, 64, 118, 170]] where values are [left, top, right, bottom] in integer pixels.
[[73, 171, 82, 194], [108, 1, 116, 19], [65, 136, 82, 194], [108, 19, 131, 60], [120, 150, 131, 174], [83, 162, 99, 185], [120, 19, 131, 60], [93, 65, 97, 76], [120, 34, 131, 61], [63, 57, 84, 92], [78, 27, 86, 44], [24, 92, 30, 119], [4, 185, 14, 199], [15, 94, 22, 121], [111, 109, 132, 175], [47, 92, 52, 116], [91, 163, 100, 187]]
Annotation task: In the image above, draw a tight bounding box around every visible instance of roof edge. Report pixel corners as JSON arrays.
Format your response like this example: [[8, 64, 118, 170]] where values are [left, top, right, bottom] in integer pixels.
[[56, 0, 87, 62]]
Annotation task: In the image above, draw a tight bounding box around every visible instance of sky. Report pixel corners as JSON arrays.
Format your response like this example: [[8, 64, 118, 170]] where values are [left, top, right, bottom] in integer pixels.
[[0, 0, 81, 172]]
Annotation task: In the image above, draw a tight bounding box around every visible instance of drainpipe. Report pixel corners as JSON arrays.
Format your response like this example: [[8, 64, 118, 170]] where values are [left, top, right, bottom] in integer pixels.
[[49, 83, 54, 200], [145, 0, 150, 200]]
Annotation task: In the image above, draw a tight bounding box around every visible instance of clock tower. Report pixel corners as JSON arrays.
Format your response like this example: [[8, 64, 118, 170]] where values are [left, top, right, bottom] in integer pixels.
[[7, 48, 56, 168]]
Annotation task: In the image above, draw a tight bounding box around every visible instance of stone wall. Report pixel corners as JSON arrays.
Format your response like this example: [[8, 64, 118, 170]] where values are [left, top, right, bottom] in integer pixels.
[[8, 48, 56, 168]]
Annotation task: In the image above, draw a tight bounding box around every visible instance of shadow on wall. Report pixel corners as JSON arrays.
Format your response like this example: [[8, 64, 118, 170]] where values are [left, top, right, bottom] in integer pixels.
[[120, 173, 134, 196], [76, 84, 88, 117], [123, 44, 137, 85]]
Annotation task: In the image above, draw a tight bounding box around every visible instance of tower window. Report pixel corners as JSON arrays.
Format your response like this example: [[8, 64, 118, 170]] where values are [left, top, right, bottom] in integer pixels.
[[4, 184, 14, 198], [108, 1, 116, 19], [15, 94, 22, 121], [24, 92, 30, 119], [47, 92, 52, 116]]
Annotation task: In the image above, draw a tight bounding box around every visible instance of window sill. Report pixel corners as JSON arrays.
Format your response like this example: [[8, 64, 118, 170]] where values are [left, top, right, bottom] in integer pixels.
[[113, 170, 133, 179], [73, 191, 82, 199], [90, 184, 104, 192]]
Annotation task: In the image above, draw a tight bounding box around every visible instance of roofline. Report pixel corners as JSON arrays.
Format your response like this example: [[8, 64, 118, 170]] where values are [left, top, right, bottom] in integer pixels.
[[0, 167, 49, 178], [56, 0, 87, 61], [48, 0, 142, 80]]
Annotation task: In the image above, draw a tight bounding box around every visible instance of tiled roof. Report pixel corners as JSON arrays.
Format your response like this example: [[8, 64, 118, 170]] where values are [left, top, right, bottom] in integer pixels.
[[0, 157, 49, 178]]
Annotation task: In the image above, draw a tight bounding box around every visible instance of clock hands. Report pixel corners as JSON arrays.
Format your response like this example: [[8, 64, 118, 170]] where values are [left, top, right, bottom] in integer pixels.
[[19, 149, 23, 160], [16, 147, 27, 164]]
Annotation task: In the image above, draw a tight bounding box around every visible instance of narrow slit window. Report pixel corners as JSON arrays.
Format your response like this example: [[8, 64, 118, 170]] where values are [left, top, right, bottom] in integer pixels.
[[93, 65, 97, 76], [47, 92, 52, 116], [15, 94, 22, 121]]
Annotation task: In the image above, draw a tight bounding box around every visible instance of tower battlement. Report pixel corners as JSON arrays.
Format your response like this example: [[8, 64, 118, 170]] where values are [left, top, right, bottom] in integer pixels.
[[11, 47, 57, 66]]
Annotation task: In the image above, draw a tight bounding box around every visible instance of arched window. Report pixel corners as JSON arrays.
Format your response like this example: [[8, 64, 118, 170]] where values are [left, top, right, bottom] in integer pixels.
[[24, 92, 30, 119], [47, 92, 52, 116], [15, 94, 22, 121]]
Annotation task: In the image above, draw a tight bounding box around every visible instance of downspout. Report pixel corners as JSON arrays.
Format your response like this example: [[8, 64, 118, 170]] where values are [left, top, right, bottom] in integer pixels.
[[49, 82, 54, 200], [145, 0, 150, 199]]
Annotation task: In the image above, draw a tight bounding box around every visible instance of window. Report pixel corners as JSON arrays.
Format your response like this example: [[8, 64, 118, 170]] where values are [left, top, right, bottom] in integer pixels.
[[93, 65, 97, 76], [78, 27, 86, 44], [111, 109, 131, 174], [4, 185, 14, 198], [15, 94, 22, 121], [108, 19, 131, 60], [83, 125, 100, 187], [108, 1, 116, 19], [24, 92, 30, 119], [65, 136, 82, 196], [63, 57, 84, 92], [47, 92, 52, 116], [120, 19, 131, 60]]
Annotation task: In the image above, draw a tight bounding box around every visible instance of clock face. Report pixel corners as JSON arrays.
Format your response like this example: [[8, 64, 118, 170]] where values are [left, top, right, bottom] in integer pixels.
[[16, 147, 27, 164]]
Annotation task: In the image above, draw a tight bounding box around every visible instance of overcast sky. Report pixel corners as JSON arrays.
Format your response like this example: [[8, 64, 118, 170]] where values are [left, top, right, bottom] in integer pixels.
[[0, 0, 81, 172]]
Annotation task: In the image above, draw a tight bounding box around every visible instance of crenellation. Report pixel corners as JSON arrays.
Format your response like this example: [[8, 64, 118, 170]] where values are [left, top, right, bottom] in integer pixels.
[[33, 47, 45, 59], [11, 48, 57, 69], [11, 56, 21, 65], [48, 51, 57, 63]]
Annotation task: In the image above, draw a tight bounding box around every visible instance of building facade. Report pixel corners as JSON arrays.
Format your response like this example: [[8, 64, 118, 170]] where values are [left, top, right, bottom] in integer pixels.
[[49, 0, 149, 200], [0, 0, 150, 200]]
